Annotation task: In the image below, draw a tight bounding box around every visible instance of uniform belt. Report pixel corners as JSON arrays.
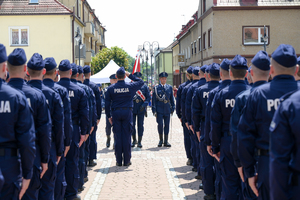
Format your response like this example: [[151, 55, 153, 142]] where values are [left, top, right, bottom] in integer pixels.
[[112, 107, 132, 111], [135, 99, 143, 103], [256, 149, 269, 156], [221, 132, 232, 137], [158, 99, 169, 104], [0, 148, 18, 156]]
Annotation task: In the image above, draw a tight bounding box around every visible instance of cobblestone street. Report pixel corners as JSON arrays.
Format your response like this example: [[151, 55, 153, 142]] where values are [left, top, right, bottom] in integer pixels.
[[79, 110, 205, 200]]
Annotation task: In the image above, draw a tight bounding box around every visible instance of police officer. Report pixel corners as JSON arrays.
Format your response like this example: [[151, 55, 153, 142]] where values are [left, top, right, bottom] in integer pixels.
[[105, 74, 118, 148], [176, 66, 193, 165], [185, 66, 206, 176], [83, 65, 102, 167], [131, 72, 150, 148], [0, 168, 3, 192], [57, 59, 89, 200], [193, 63, 220, 199], [43, 57, 73, 200], [211, 55, 251, 200], [230, 51, 270, 200], [238, 44, 299, 200], [26, 53, 64, 200], [0, 44, 36, 200], [7, 48, 51, 200], [105, 67, 144, 166], [205, 59, 231, 200], [152, 72, 175, 147]]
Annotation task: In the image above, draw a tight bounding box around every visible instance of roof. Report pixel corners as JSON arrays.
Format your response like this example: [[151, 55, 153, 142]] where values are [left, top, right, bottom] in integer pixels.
[[0, 0, 72, 15], [176, 11, 198, 40]]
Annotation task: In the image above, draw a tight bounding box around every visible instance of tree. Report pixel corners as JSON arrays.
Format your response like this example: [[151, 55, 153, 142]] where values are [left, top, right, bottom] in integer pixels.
[[91, 46, 131, 74], [127, 55, 135, 73]]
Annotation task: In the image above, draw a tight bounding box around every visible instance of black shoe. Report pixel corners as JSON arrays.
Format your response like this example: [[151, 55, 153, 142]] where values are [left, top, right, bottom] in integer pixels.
[[186, 158, 193, 166], [116, 162, 122, 166], [204, 194, 216, 200], [195, 175, 202, 180], [123, 162, 132, 166], [72, 195, 81, 200], [137, 136, 142, 148], [88, 160, 97, 167], [106, 135, 111, 148], [158, 134, 163, 147], [131, 134, 137, 147], [84, 177, 88, 183], [78, 186, 84, 192], [199, 183, 204, 190], [192, 167, 197, 172], [163, 134, 171, 147]]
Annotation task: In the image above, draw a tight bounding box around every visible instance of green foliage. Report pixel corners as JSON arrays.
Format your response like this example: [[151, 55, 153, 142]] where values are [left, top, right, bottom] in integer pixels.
[[127, 55, 135, 73], [91, 46, 131, 74]]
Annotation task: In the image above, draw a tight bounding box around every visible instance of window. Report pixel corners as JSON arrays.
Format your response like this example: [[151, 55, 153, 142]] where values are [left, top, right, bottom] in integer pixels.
[[208, 29, 212, 47], [10, 27, 29, 46], [243, 26, 269, 45], [191, 44, 193, 55], [203, 32, 206, 49], [203, 0, 206, 13], [198, 37, 202, 51], [29, 0, 39, 3], [194, 42, 197, 54]]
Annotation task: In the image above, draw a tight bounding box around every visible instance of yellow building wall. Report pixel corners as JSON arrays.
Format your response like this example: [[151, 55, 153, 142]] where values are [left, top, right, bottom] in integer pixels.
[[0, 15, 72, 64]]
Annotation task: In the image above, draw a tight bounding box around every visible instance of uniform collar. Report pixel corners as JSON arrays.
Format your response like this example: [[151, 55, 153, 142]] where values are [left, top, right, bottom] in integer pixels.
[[43, 78, 54, 83], [60, 78, 70, 82], [70, 79, 77, 83], [209, 80, 219, 84], [230, 80, 246, 85], [252, 80, 267, 88], [9, 78, 25, 85], [272, 74, 295, 82], [220, 79, 231, 86], [77, 80, 82, 83], [84, 79, 90, 84]]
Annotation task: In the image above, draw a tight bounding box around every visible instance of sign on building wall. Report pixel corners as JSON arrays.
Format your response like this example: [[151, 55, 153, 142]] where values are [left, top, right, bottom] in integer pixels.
[[178, 54, 185, 66]]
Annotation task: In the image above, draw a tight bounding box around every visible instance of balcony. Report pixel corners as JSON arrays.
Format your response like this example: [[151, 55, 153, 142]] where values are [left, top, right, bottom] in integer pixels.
[[75, 44, 86, 59], [85, 49, 95, 63], [92, 30, 99, 41], [84, 22, 95, 37], [216, 0, 300, 6]]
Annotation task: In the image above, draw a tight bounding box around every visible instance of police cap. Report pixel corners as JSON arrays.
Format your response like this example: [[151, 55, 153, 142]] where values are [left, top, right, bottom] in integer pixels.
[[251, 51, 270, 71], [109, 74, 117, 79], [210, 63, 220, 76], [230, 55, 248, 70], [187, 66, 193, 74], [192, 66, 200, 76], [7, 48, 27, 66], [44, 57, 57, 71], [70, 63, 78, 76], [220, 58, 230, 71], [200, 65, 207, 73], [159, 72, 168, 78], [27, 53, 45, 70], [0, 44, 7, 63], [58, 59, 71, 71], [77, 65, 83, 74], [117, 67, 125, 76], [272, 44, 297, 68], [83, 65, 91, 73]]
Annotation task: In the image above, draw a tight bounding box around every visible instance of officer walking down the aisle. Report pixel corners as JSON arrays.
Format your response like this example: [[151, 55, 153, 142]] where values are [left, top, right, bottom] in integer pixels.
[[105, 74, 118, 148], [152, 72, 175, 147], [131, 72, 150, 148], [105, 67, 144, 166], [0, 44, 36, 200]]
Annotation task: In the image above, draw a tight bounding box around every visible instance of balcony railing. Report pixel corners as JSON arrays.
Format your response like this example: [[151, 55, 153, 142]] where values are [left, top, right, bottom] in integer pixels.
[[217, 0, 300, 6], [85, 49, 95, 63], [84, 22, 95, 37], [75, 44, 86, 59]]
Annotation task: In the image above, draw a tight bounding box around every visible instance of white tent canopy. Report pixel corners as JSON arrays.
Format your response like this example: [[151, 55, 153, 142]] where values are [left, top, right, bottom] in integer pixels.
[[90, 60, 130, 83]]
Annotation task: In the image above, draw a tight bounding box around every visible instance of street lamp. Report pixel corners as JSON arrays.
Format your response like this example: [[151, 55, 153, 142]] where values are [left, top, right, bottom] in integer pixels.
[[75, 27, 83, 65], [261, 25, 268, 52], [142, 41, 159, 86]]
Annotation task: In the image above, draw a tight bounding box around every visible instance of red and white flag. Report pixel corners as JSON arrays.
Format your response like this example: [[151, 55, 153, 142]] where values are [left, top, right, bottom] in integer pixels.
[[132, 51, 141, 74]]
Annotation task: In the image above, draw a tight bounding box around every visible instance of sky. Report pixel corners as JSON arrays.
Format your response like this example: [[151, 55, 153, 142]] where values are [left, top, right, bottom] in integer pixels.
[[88, 0, 199, 58]]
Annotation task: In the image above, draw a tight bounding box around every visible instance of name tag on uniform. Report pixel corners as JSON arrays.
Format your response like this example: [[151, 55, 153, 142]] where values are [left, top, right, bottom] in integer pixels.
[[114, 88, 129, 93], [0, 101, 11, 113]]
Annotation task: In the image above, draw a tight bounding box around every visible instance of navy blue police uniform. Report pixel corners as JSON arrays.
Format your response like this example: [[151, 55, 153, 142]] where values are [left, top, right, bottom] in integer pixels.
[[7, 48, 51, 200], [131, 72, 150, 148], [238, 44, 300, 200], [230, 51, 270, 200], [43, 57, 73, 200], [0, 168, 3, 192], [186, 66, 206, 174], [152, 72, 175, 147], [26, 53, 64, 200], [204, 59, 231, 200], [57, 60, 89, 200], [83, 65, 102, 166], [105, 67, 144, 166], [211, 55, 251, 200], [0, 44, 36, 200], [176, 67, 193, 165], [193, 63, 220, 198]]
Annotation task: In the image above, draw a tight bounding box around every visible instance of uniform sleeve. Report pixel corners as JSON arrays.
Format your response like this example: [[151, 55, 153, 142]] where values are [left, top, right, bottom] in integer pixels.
[[129, 74, 144, 91], [79, 89, 89, 136], [143, 86, 150, 108], [192, 89, 201, 131], [91, 90, 97, 127], [152, 87, 157, 114], [204, 96, 213, 145], [211, 92, 223, 154], [52, 93, 64, 156], [181, 88, 188, 123], [36, 95, 52, 164], [176, 85, 182, 118], [93, 85, 102, 120], [63, 90, 73, 147], [16, 95, 36, 179], [238, 94, 258, 178], [185, 87, 194, 125], [169, 87, 175, 112], [269, 102, 294, 200], [105, 89, 112, 119]]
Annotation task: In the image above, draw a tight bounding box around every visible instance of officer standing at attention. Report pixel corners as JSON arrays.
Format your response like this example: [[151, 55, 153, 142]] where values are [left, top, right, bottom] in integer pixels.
[[205, 59, 231, 200], [0, 44, 36, 200], [26, 53, 64, 200], [105, 74, 118, 148], [238, 44, 299, 200], [43, 57, 73, 200], [176, 66, 193, 165], [7, 48, 51, 200], [105, 67, 144, 166], [211, 55, 251, 200], [83, 65, 102, 167], [131, 72, 150, 148], [230, 51, 270, 200], [57, 59, 89, 200], [152, 72, 175, 147]]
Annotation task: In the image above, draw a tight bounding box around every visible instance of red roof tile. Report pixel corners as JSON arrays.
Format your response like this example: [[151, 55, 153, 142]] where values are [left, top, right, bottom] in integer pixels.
[[0, 0, 72, 15]]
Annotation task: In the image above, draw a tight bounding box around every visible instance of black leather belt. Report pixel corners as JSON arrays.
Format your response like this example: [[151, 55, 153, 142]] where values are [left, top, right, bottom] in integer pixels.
[[257, 149, 269, 156], [0, 148, 18, 156], [112, 108, 132, 111]]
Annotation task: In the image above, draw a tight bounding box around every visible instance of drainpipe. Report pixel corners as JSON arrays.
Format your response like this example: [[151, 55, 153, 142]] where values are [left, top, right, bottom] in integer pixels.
[[72, 6, 75, 63]]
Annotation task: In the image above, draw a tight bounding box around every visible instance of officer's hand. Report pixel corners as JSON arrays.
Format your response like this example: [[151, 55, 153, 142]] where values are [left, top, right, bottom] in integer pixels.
[[189, 125, 194, 133], [90, 126, 94, 134], [153, 112, 157, 117], [248, 175, 259, 197], [19, 178, 31, 200], [85, 134, 89, 141], [213, 152, 220, 162], [56, 156, 61, 165], [97, 119, 100, 126], [196, 131, 201, 142], [238, 167, 245, 182], [139, 106, 144, 112], [185, 122, 189, 130], [206, 145, 212, 156], [125, 71, 130, 77], [64, 146, 70, 157], [79, 135, 85, 147], [40, 162, 48, 179], [109, 117, 113, 125]]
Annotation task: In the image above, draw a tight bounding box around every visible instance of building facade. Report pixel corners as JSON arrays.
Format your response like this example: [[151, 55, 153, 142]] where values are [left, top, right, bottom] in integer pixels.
[[155, 45, 173, 86]]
